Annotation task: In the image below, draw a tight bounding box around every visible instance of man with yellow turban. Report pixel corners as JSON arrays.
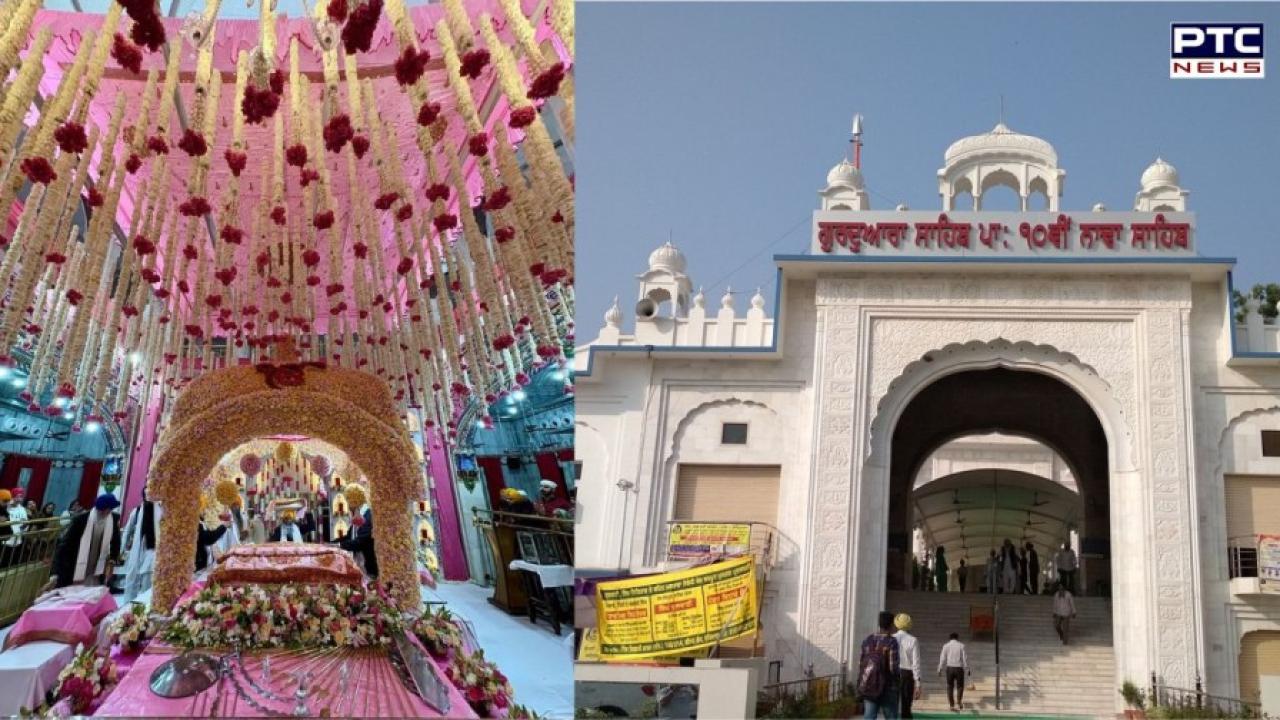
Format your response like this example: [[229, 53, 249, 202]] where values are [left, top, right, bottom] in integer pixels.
[[270, 509, 305, 543], [893, 613, 922, 717]]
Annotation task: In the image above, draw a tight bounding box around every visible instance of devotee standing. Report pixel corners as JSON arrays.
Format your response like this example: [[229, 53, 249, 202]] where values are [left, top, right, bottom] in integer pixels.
[[984, 550, 999, 595], [1026, 542, 1041, 595], [246, 508, 268, 544], [212, 508, 241, 556], [195, 516, 229, 572], [1054, 542, 1077, 594], [1018, 545, 1029, 594], [957, 558, 968, 593], [1001, 539, 1018, 594], [7, 488, 29, 546], [933, 546, 949, 593], [500, 487, 537, 515], [937, 632, 970, 712], [857, 610, 901, 718], [893, 614, 922, 718], [338, 507, 378, 578], [0, 490, 17, 567], [1052, 583, 1077, 645], [270, 509, 305, 542], [52, 494, 120, 587], [40, 502, 56, 519], [536, 479, 572, 517], [121, 488, 161, 603], [60, 500, 83, 527]]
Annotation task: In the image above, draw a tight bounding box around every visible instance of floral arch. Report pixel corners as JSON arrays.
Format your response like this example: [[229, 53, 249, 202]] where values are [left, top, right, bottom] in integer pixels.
[[148, 360, 423, 612]]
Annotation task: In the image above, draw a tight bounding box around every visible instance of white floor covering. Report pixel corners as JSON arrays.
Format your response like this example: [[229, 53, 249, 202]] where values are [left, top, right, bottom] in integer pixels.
[[424, 580, 574, 719]]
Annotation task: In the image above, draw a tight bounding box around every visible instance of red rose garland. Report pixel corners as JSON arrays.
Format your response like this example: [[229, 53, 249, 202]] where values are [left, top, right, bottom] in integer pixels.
[[20, 157, 57, 185], [54, 122, 88, 154], [416, 101, 441, 127], [224, 150, 248, 176], [433, 214, 457, 232], [481, 187, 510, 211], [341, 0, 383, 55], [85, 187, 105, 208], [124, 153, 142, 174], [313, 210, 335, 230], [177, 129, 208, 157], [270, 206, 286, 225], [285, 144, 308, 167], [146, 135, 169, 154], [351, 135, 370, 158], [178, 197, 211, 217], [467, 132, 488, 157], [394, 47, 431, 87], [508, 106, 537, 129], [424, 183, 450, 202], [459, 49, 490, 79], [111, 33, 143, 75], [528, 62, 567, 100], [327, 0, 348, 23], [374, 192, 399, 211], [219, 225, 244, 244], [323, 114, 355, 153]]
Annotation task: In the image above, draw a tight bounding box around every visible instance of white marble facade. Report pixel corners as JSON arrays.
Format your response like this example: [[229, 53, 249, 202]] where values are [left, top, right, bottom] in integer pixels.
[[574, 124, 1280, 704]]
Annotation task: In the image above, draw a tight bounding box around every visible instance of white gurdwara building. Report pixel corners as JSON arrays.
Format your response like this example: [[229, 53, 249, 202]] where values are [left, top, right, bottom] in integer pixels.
[[575, 122, 1280, 716]]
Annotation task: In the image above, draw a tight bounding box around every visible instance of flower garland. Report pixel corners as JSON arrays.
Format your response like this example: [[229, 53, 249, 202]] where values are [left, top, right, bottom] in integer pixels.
[[161, 582, 404, 649]]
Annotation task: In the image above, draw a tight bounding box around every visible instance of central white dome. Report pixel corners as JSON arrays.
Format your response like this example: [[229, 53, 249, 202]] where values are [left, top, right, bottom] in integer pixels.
[[1140, 157, 1179, 189], [826, 159, 864, 189], [647, 242, 687, 273], [944, 122, 1058, 166]]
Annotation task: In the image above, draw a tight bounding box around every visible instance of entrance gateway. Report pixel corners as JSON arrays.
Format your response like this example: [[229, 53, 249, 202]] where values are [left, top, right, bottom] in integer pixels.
[[576, 121, 1280, 715]]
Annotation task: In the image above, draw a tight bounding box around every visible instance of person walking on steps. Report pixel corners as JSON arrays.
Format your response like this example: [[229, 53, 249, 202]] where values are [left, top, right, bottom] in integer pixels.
[[957, 558, 968, 593], [858, 610, 902, 718], [984, 549, 999, 595], [1026, 542, 1041, 595], [893, 614, 922, 718], [933, 546, 949, 593], [937, 632, 969, 712], [1053, 583, 1077, 645], [1054, 541, 1078, 594]]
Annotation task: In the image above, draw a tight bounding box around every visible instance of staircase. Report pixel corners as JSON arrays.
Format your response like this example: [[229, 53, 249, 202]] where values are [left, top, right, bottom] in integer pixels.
[[887, 590, 1116, 718]]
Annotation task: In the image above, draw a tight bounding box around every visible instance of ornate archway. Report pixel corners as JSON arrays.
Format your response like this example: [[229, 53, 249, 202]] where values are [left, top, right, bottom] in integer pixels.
[[148, 358, 423, 613]]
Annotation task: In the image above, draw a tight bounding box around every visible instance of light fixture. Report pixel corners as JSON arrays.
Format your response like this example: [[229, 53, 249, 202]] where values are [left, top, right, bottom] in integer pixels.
[[474, 420, 486, 429], [549, 370, 564, 381], [52, 397, 67, 408], [129, 352, 141, 364], [0, 367, 10, 379], [85, 421, 101, 433], [11, 377, 25, 388], [513, 390, 527, 401], [62, 412, 74, 420]]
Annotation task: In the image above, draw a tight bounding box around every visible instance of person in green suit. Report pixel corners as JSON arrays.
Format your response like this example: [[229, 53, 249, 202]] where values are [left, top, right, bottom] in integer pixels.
[[933, 546, 949, 592]]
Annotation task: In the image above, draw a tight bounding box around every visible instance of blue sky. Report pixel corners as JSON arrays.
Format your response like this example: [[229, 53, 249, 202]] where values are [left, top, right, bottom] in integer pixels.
[[575, 2, 1280, 332]]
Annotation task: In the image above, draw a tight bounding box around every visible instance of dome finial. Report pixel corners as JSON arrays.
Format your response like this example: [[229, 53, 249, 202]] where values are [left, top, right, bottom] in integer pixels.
[[647, 242, 687, 273], [604, 296, 622, 327], [721, 287, 734, 309], [750, 287, 766, 310]]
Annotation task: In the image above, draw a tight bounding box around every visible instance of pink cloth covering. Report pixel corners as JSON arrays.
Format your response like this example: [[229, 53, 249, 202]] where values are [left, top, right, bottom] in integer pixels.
[[209, 543, 364, 586], [3, 586, 118, 650], [94, 645, 477, 718]]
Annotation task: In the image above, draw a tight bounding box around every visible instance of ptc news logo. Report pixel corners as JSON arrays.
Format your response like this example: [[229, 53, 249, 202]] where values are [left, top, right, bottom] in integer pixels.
[[1171, 23, 1264, 78]]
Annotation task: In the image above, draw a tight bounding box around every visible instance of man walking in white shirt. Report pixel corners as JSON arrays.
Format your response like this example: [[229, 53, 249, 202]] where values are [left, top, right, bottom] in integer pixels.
[[1053, 583, 1077, 645], [893, 614, 922, 718], [937, 632, 969, 712], [1054, 542, 1078, 594]]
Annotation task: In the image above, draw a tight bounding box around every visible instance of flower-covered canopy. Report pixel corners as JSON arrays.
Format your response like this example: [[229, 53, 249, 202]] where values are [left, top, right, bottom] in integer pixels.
[[0, 0, 574, 444]]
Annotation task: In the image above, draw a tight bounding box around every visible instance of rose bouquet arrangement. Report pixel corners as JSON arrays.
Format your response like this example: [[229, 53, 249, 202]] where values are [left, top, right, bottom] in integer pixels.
[[106, 602, 155, 653], [161, 582, 404, 649], [444, 649, 513, 716], [409, 606, 463, 658], [21, 644, 119, 716]]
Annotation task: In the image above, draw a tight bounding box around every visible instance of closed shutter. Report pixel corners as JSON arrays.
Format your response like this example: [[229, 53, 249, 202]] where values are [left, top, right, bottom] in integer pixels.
[[673, 464, 779, 526], [1239, 631, 1280, 702], [1225, 476, 1280, 539]]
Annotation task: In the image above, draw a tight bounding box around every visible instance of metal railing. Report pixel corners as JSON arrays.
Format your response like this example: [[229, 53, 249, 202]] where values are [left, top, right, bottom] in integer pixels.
[[1150, 673, 1264, 719], [1228, 535, 1259, 579], [0, 514, 69, 626], [756, 663, 849, 715]]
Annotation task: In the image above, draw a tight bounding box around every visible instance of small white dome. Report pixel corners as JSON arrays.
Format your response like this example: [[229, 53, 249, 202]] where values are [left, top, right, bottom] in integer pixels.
[[825, 159, 864, 190], [647, 242, 687, 273], [944, 122, 1058, 166], [1140, 157, 1179, 190], [692, 287, 705, 309], [721, 288, 734, 309], [604, 297, 622, 326], [750, 288, 765, 310], [1092, 202, 1107, 212]]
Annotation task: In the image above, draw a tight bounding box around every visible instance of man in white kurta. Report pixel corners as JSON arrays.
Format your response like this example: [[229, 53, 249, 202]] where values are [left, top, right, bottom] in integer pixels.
[[121, 490, 161, 603]]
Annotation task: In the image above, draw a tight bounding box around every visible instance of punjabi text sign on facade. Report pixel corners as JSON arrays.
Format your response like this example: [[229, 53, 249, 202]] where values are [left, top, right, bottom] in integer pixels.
[[812, 211, 1196, 258], [667, 522, 752, 559], [595, 557, 757, 659], [1258, 534, 1280, 594]]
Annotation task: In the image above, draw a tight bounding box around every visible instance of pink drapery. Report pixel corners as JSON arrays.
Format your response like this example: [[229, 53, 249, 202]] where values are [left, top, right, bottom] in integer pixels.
[[425, 428, 469, 581]]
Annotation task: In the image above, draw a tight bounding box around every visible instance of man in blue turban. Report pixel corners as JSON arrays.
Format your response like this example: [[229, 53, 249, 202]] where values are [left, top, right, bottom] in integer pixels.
[[52, 494, 121, 588]]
